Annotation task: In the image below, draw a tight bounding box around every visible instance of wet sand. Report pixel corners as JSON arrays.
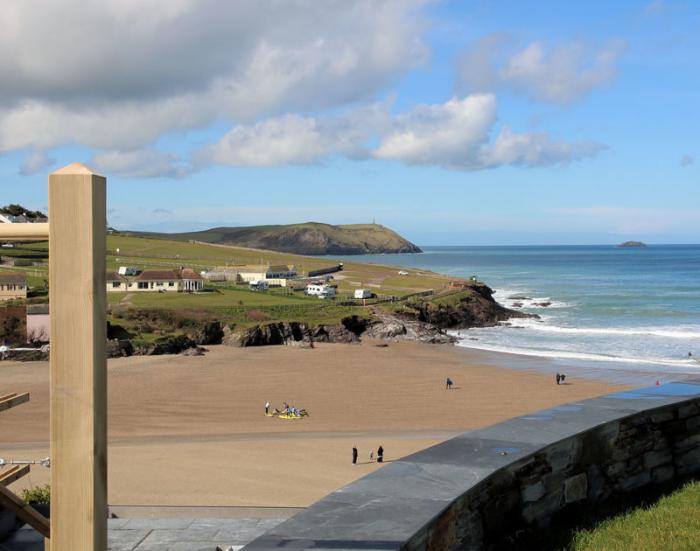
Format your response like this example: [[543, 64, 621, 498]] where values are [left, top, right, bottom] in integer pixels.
[[0, 342, 626, 507]]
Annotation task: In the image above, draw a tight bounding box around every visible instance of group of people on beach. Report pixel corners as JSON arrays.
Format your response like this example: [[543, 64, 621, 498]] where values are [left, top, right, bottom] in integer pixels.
[[555, 373, 567, 385], [265, 401, 305, 417], [352, 445, 384, 464]]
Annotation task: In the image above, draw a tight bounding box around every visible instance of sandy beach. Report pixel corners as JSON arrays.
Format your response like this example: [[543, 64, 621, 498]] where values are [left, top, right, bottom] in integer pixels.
[[0, 342, 626, 507]]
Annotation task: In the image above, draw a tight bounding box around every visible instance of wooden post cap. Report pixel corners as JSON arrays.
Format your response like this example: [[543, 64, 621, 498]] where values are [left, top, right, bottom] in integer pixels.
[[51, 162, 102, 176]]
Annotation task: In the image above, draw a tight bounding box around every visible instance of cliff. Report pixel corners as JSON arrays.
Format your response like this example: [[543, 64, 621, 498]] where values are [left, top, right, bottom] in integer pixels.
[[126, 222, 422, 256]]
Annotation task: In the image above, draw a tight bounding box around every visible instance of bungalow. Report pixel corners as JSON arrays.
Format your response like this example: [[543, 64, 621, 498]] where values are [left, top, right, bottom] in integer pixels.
[[0, 272, 27, 301], [134, 269, 182, 292], [106, 268, 203, 293]]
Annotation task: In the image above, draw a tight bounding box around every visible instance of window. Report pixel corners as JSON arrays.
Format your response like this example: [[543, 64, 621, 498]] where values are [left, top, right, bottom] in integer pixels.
[[112, 282, 121, 288], [169, 281, 175, 287], [138, 282, 148, 289]]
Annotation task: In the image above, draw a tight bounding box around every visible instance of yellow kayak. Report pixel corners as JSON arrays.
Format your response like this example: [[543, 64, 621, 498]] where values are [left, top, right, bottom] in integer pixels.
[[278, 412, 307, 420]]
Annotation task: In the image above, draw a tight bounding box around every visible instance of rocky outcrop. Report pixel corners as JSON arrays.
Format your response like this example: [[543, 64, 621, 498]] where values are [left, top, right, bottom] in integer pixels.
[[1, 347, 49, 362], [364, 308, 457, 344], [106, 339, 134, 358], [397, 284, 536, 330], [133, 335, 198, 356], [223, 316, 372, 347], [186, 321, 224, 345]]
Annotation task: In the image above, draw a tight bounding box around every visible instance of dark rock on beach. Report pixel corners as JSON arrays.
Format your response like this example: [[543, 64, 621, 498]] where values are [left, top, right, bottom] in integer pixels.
[[396, 284, 535, 330]]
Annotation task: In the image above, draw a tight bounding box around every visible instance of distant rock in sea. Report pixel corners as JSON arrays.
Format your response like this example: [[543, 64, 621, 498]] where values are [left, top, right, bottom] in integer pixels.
[[617, 241, 647, 248]]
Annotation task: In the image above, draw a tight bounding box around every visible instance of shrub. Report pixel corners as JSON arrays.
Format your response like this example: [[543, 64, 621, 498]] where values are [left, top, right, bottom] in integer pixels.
[[22, 484, 50, 505]]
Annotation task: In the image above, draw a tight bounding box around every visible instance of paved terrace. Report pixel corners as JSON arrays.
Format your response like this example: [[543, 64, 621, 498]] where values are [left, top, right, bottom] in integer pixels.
[[2, 517, 288, 551]]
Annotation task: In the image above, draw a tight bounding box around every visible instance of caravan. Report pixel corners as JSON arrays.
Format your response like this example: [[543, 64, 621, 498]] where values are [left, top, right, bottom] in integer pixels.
[[305, 283, 336, 299]]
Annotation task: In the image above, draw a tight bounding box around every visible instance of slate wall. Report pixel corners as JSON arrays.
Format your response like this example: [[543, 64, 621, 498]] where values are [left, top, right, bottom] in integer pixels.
[[243, 382, 700, 551], [415, 398, 700, 550]]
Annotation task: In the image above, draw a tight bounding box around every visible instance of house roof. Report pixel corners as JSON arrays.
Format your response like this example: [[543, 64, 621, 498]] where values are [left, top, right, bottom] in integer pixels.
[[27, 304, 49, 315], [267, 265, 294, 273], [136, 269, 180, 281], [0, 272, 27, 285], [106, 271, 127, 282], [180, 268, 202, 280]]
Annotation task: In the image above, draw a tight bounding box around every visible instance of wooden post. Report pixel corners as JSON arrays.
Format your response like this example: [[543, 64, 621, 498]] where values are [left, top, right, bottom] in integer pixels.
[[49, 163, 107, 551]]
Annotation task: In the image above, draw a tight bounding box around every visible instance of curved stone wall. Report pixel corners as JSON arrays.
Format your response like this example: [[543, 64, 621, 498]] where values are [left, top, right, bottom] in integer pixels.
[[243, 380, 700, 550]]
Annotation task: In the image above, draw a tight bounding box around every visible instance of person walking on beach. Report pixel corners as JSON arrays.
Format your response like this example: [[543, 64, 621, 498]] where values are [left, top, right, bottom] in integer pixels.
[[352, 447, 358, 465], [369, 450, 374, 463], [265, 401, 270, 415], [556, 373, 561, 385], [446, 377, 453, 390], [377, 445, 384, 463]]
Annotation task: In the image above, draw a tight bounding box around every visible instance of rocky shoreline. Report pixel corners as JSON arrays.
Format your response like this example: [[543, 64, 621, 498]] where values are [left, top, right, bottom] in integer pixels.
[[1, 284, 533, 361]]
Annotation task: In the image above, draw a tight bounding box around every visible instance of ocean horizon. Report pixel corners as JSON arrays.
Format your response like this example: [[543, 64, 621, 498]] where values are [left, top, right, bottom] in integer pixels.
[[331, 244, 700, 374]]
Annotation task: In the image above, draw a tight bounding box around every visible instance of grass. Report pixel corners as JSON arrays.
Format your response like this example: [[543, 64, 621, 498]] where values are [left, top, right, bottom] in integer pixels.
[[5, 235, 472, 337], [568, 481, 700, 551]]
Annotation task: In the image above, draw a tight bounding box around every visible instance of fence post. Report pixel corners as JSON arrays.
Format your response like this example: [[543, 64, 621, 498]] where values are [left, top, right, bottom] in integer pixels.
[[49, 163, 107, 551]]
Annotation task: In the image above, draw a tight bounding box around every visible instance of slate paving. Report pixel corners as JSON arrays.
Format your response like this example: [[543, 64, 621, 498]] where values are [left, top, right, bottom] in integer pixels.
[[0, 518, 286, 551]]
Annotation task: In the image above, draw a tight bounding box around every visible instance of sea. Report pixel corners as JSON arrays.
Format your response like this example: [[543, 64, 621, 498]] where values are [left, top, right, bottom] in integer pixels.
[[335, 245, 700, 378]]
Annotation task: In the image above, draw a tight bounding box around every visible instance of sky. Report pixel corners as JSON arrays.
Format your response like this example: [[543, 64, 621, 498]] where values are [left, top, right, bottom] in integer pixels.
[[0, 0, 698, 245]]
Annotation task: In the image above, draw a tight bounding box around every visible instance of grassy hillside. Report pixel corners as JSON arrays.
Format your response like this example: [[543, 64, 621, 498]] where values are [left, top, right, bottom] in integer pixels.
[[3, 235, 466, 339], [126, 222, 422, 255]]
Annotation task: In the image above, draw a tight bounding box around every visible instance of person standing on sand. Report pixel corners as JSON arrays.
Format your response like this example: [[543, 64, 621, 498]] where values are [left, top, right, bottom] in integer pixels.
[[265, 401, 270, 415], [352, 447, 358, 465], [369, 450, 374, 463], [556, 373, 561, 385], [446, 377, 453, 390], [377, 445, 384, 463]]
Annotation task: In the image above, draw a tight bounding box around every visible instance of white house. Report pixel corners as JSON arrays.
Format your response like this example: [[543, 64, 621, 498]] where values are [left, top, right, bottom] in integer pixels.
[[106, 268, 203, 293], [0, 272, 27, 301]]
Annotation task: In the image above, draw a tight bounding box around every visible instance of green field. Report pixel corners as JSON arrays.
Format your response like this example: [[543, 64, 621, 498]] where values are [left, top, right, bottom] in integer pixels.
[[569, 481, 700, 550], [1, 234, 469, 337], [3, 235, 457, 296]]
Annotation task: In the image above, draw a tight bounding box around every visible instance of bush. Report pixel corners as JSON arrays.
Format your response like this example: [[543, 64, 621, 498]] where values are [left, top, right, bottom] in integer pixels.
[[22, 484, 50, 505]]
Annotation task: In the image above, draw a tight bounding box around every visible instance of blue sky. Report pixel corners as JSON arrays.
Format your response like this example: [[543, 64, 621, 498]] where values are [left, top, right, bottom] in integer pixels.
[[0, 0, 697, 245]]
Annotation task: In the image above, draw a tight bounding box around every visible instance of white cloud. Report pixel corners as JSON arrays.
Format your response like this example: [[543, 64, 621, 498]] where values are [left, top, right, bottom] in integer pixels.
[[374, 95, 495, 166], [458, 36, 626, 104], [91, 149, 191, 179], [0, 0, 430, 154], [203, 95, 605, 170], [19, 149, 55, 176]]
